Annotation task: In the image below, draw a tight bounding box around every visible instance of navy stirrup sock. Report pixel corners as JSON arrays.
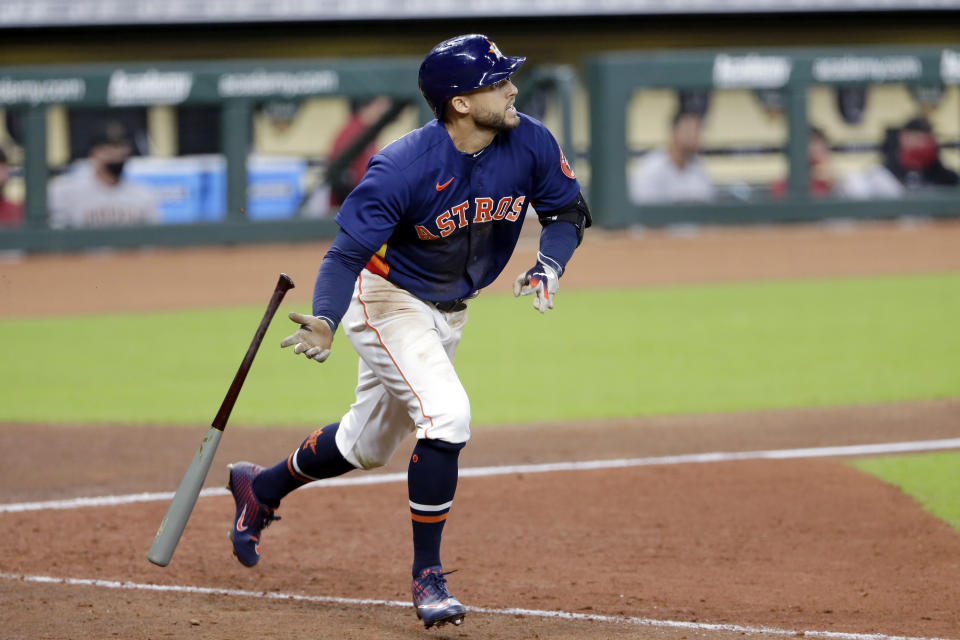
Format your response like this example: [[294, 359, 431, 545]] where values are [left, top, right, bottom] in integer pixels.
[[408, 438, 465, 578], [252, 422, 355, 508]]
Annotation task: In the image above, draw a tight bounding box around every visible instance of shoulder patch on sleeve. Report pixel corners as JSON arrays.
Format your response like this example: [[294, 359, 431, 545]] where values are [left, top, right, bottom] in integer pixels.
[[560, 148, 576, 180]]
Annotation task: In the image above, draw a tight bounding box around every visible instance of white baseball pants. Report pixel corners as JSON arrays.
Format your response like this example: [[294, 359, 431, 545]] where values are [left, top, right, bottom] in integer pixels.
[[334, 270, 471, 470]]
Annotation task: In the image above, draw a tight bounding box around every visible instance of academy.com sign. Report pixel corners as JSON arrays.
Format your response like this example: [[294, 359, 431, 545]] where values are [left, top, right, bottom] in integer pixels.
[[217, 69, 339, 97], [0, 77, 85, 104], [812, 55, 922, 82]]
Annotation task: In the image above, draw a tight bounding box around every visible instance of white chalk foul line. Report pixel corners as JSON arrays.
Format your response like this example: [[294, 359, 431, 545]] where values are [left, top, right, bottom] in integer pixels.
[[0, 571, 952, 640], [3, 437, 960, 515]]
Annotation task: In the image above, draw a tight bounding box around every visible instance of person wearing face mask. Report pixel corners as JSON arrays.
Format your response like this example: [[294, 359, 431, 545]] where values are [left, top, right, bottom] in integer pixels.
[[839, 116, 958, 199], [48, 128, 159, 228], [884, 117, 958, 190]]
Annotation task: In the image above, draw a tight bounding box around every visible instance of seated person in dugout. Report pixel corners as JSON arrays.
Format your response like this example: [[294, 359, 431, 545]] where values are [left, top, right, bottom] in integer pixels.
[[0, 147, 24, 228], [838, 116, 959, 199], [770, 126, 835, 198], [628, 109, 715, 204], [48, 126, 159, 228]]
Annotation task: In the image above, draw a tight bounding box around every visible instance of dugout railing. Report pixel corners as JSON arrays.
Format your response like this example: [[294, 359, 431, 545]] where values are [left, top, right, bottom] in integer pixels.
[[0, 58, 580, 252], [0, 57, 433, 251], [587, 45, 960, 227], [5, 48, 960, 250]]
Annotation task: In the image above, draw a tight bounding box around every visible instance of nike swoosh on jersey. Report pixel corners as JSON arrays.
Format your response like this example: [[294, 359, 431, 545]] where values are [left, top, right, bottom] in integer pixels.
[[435, 177, 455, 191], [236, 505, 248, 532]]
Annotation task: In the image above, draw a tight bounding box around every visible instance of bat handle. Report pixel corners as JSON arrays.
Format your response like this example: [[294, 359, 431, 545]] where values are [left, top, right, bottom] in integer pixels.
[[211, 273, 294, 431], [277, 272, 294, 293]]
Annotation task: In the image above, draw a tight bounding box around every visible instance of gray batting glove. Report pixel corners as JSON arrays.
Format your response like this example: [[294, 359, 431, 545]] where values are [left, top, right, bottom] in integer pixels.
[[281, 312, 334, 363], [513, 261, 559, 314]]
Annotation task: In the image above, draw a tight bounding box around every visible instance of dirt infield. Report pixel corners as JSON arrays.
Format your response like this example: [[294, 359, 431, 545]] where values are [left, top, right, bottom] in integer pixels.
[[1, 220, 959, 639], [2, 406, 960, 640]]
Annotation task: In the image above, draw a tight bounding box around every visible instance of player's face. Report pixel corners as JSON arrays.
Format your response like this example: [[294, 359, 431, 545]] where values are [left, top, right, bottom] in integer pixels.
[[467, 78, 520, 132], [672, 114, 702, 157], [808, 135, 829, 166], [91, 142, 132, 166], [90, 142, 132, 181]]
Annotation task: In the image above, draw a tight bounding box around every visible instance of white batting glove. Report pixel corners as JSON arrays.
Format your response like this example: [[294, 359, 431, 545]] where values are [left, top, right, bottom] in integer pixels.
[[280, 312, 334, 363], [513, 257, 560, 314]]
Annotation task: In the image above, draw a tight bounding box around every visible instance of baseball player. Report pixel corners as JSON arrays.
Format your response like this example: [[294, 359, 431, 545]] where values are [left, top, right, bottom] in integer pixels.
[[226, 33, 591, 628]]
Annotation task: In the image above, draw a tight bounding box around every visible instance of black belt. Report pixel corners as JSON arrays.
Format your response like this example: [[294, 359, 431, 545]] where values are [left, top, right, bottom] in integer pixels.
[[433, 299, 468, 312]]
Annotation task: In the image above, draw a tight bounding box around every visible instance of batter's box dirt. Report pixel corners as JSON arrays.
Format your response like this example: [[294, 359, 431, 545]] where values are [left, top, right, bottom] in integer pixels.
[[1, 425, 959, 639]]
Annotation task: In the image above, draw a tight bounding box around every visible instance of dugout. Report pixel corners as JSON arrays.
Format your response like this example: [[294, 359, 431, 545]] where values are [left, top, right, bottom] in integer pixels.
[[587, 45, 960, 227], [3, 46, 960, 251], [0, 58, 432, 251], [0, 57, 577, 252]]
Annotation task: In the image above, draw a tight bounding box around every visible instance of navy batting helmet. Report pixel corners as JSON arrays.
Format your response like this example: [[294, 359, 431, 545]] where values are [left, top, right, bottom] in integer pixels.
[[418, 34, 526, 120]]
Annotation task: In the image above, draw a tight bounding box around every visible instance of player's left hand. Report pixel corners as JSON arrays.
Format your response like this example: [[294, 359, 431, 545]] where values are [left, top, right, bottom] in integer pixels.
[[513, 262, 559, 313], [281, 312, 334, 362]]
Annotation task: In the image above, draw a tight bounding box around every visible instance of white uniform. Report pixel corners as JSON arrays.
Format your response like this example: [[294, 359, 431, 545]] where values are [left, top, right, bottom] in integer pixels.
[[836, 165, 905, 200], [628, 148, 716, 204], [333, 270, 470, 470], [48, 166, 160, 228]]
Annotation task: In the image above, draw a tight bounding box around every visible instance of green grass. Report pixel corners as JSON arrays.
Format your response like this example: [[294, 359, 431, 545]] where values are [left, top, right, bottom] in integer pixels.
[[0, 272, 957, 426], [852, 452, 960, 532]]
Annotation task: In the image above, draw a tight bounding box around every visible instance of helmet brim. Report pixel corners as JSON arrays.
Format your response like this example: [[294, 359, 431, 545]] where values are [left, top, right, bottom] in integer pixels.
[[471, 55, 526, 93]]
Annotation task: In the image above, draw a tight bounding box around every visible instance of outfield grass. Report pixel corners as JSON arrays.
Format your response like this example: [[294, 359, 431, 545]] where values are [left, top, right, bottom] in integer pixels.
[[852, 452, 960, 532], [0, 272, 957, 426]]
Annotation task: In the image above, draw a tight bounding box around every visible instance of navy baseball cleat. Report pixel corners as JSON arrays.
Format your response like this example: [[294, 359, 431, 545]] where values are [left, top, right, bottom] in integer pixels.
[[412, 566, 467, 628], [226, 462, 281, 567]]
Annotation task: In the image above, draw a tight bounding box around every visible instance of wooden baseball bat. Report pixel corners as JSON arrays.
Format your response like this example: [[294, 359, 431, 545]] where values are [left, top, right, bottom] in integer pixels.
[[147, 273, 295, 567]]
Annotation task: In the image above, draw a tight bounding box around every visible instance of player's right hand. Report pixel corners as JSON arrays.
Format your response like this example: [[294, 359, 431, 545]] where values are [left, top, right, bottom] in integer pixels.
[[281, 312, 334, 363], [513, 261, 560, 314]]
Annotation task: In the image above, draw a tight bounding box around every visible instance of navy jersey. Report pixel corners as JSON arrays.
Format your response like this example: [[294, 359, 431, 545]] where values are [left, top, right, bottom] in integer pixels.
[[334, 113, 580, 303]]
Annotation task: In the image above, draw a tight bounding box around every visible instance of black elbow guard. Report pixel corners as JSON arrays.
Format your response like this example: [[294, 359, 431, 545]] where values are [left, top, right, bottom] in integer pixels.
[[537, 191, 592, 246]]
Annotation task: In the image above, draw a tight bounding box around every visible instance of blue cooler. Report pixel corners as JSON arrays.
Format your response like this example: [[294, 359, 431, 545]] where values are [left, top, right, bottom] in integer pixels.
[[246, 156, 307, 220], [198, 155, 227, 222], [200, 156, 307, 221], [123, 157, 208, 225]]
